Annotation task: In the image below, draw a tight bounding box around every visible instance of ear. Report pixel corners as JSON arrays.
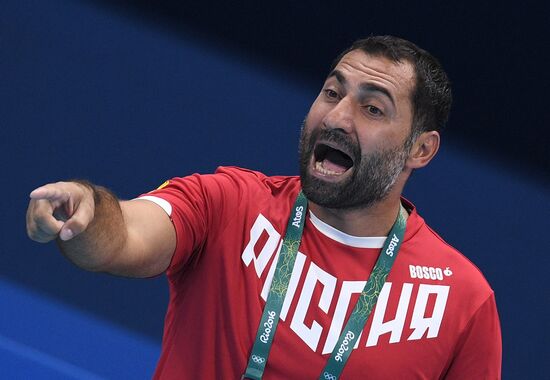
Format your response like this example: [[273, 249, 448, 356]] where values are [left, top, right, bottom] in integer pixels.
[[406, 131, 440, 169]]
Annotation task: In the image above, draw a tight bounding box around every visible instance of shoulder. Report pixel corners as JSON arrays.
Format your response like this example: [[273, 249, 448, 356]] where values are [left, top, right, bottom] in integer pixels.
[[150, 166, 298, 199], [213, 166, 298, 189], [423, 224, 491, 291], [149, 166, 301, 222], [205, 166, 301, 201], [403, 200, 494, 307]]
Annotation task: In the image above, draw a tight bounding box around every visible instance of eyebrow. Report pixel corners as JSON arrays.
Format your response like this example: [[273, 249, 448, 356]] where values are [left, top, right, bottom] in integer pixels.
[[327, 69, 396, 108]]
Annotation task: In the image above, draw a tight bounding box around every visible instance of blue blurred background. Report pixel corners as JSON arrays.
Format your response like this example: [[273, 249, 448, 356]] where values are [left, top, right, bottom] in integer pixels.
[[1, 0, 548, 378]]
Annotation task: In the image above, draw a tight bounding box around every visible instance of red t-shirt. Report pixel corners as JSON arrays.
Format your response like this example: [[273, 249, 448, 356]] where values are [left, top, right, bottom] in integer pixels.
[[141, 166, 501, 379]]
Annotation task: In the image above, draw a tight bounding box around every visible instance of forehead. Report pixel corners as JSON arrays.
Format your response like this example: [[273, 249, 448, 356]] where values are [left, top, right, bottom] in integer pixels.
[[331, 50, 416, 100]]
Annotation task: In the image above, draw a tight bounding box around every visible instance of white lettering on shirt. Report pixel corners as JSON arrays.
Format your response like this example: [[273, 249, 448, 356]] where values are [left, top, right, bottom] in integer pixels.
[[241, 214, 281, 277], [366, 283, 413, 346], [290, 262, 336, 351], [240, 213, 450, 353], [409, 265, 445, 280], [408, 284, 449, 341], [323, 280, 365, 354]]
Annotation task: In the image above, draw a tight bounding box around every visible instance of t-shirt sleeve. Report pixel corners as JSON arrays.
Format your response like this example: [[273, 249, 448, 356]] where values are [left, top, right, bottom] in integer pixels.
[[139, 167, 253, 276], [444, 293, 502, 379]]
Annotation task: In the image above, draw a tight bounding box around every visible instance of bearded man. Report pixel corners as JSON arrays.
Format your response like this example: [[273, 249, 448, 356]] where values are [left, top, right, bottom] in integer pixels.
[[26, 35, 502, 379]]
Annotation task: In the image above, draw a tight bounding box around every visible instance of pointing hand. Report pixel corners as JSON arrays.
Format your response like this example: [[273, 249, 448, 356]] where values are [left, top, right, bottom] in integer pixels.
[[26, 181, 95, 242]]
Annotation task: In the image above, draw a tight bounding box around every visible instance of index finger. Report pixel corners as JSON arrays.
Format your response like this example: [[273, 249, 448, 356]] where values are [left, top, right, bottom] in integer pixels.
[[29, 185, 71, 202]]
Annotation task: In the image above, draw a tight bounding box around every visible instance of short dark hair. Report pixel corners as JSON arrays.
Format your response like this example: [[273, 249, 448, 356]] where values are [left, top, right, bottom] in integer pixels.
[[331, 35, 452, 137]]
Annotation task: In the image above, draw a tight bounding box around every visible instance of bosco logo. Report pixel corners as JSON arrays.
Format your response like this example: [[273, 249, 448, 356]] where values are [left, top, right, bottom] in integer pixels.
[[409, 265, 453, 280]]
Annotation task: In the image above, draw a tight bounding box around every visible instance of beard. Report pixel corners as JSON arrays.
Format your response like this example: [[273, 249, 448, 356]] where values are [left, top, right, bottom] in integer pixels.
[[299, 121, 414, 210]]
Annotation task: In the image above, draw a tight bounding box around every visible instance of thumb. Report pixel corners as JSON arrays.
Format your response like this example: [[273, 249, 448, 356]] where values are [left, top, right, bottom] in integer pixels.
[[58, 225, 75, 241]]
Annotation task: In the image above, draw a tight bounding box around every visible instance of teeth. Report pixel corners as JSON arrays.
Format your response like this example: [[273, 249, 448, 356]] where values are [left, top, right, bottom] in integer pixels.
[[315, 161, 344, 176]]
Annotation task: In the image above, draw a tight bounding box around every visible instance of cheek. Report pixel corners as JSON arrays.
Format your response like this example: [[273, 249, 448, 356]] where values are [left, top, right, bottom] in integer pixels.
[[355, 128, 379, 150], [356, 129, 400, 153], [305, 100, 329, 130]]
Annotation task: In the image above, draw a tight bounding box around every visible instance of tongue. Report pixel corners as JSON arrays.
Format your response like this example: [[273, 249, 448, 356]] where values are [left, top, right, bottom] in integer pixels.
[[321, 158, 348, 174]]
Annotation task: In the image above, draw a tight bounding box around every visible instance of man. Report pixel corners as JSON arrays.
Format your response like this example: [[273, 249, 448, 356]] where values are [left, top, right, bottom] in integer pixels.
[[26, 36, 501, 379]]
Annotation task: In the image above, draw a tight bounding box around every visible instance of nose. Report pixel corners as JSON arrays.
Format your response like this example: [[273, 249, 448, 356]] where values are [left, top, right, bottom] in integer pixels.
[[322, 97, 355, 134]]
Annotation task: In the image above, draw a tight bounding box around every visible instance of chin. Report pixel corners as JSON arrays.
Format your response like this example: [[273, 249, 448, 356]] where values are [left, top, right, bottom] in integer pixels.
[[300, 161, 397, 211], [301, 171, 361, 210]]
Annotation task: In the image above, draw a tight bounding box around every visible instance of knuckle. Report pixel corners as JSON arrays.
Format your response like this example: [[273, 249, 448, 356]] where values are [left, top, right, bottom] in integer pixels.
[[33, 198, 50, 209], [26, 224, 36, 239], [27, 226, 53, 243], [26, 203, 35, 223], [84, 199, 96, 215], [69, 217, 89, 233], [35, 234, 54, 243], [34, 212, 51, 226]]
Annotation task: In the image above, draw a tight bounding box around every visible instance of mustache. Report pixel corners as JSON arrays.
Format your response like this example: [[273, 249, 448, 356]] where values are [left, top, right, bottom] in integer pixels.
[[305, 128, 361, 161]]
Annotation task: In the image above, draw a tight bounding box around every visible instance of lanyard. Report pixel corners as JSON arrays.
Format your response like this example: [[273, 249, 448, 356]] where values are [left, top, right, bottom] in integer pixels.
[[243, 191, 407, 380]]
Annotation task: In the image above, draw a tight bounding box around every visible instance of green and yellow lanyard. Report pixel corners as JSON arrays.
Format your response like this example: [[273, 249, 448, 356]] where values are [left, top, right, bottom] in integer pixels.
[[243, 191, 407, 380]]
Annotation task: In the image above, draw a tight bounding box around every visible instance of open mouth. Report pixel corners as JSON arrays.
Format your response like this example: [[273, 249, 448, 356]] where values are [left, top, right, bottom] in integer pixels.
[[313, 143, 354, 176]]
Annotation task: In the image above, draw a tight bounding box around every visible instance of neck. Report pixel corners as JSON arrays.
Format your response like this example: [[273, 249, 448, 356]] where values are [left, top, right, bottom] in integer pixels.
[[309, 193, 406, 237]]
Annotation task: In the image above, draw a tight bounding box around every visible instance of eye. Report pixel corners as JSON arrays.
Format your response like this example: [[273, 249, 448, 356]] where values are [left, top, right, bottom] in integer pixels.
[[365, 105, 383, 117], [323, 89, 339, 100]]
